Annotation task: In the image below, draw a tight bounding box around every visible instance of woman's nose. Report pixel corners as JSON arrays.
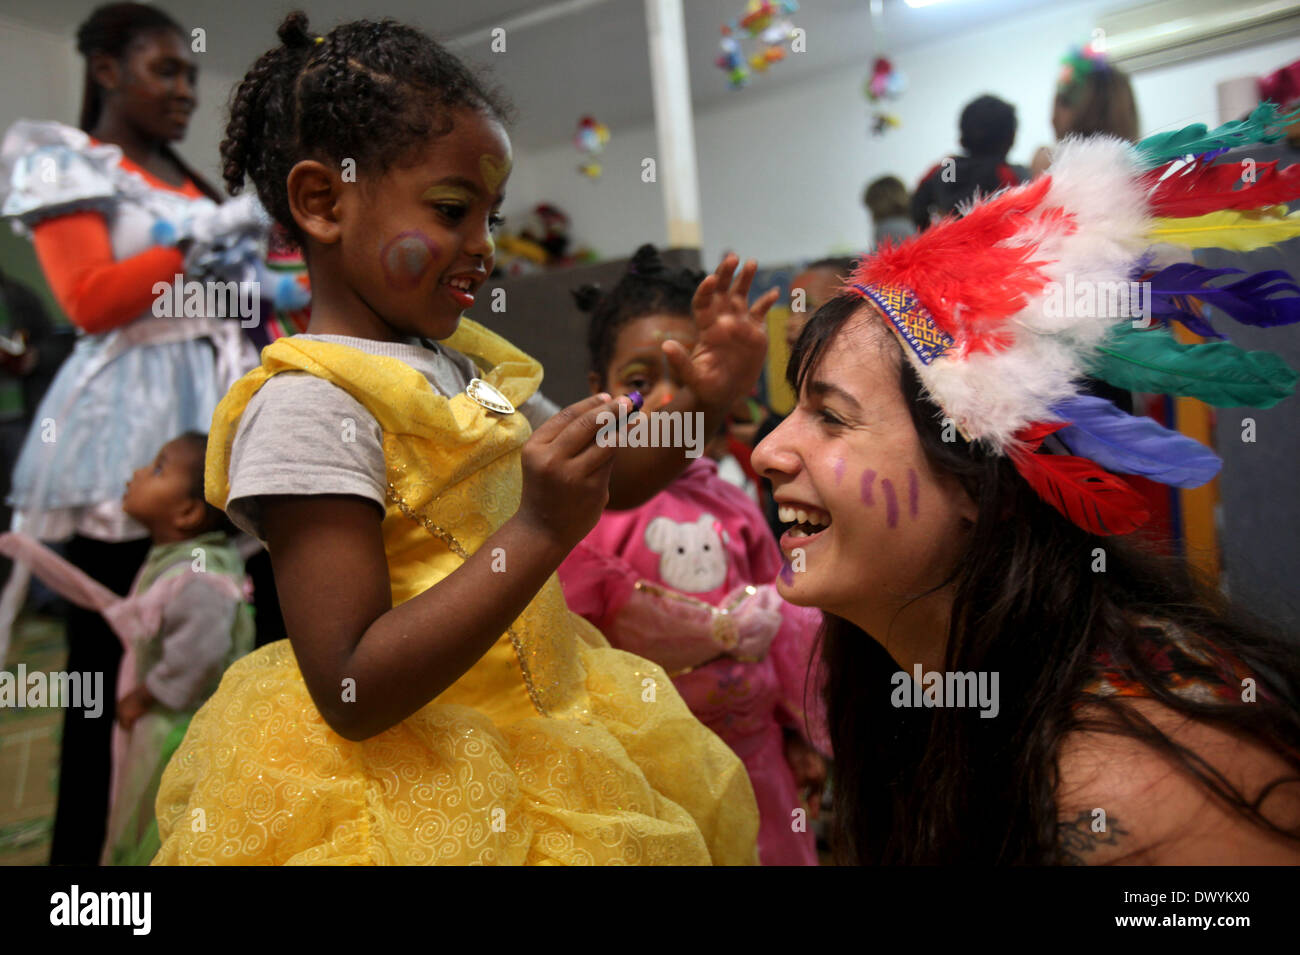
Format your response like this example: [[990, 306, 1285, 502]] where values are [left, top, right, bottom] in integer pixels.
[[751, 414, 798, 478]]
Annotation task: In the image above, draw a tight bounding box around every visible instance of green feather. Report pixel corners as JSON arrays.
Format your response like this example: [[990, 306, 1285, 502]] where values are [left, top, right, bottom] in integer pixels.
[[1088, 325, 1298, 407], [1134, 103, 1300, 169]]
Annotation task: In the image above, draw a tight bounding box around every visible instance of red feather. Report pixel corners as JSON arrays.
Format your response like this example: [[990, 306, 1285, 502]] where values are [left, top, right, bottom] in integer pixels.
[[850, 176, 1066, 351], [1012, 420, 1066, 451], [1142, 157, 1300, 218], [1008, 447, 1151, 536]]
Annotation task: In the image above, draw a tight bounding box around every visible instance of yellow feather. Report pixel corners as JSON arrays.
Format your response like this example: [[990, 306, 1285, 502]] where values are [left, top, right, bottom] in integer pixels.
[[1148, 206, 1300, 250]]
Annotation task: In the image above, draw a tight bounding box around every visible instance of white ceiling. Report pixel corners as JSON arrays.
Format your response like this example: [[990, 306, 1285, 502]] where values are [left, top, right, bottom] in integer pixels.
[[2, 0, 1096, 149]]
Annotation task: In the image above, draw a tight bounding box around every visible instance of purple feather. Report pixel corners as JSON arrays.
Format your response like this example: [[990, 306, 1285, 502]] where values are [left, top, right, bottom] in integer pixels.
[[1051, 395, 1222, 489], [1146, 263, 1300, 339]]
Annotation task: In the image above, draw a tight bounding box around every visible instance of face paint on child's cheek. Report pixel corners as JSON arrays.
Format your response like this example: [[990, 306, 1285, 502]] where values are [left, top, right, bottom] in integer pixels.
[[657, 391, 674, 409], [860, 469, 876, 506], [908, 468, 919, 519], [881, 478, 899, 528], [834, 457, 845, 484], [480, 155, 511, 194], [779, 558, 795, 585], [380, 230, 439, 290]]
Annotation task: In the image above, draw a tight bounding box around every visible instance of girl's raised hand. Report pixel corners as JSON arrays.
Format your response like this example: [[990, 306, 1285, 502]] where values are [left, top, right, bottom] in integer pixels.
[[517, 392, 629, 549], [663, 253, 776, 411]]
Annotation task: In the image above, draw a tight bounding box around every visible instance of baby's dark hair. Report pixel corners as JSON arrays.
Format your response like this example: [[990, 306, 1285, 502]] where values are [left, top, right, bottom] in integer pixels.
[[575, 244, 704, 383], [222, 11, 513, 245], [174, 432, 235, 536]]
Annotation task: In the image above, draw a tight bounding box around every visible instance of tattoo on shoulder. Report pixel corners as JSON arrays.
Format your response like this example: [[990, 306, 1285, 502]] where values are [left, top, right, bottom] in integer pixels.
[[1056, 810, 1131, 865]]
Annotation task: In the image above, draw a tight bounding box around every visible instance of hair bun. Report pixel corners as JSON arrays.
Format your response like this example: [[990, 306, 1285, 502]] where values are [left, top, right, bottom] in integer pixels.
[[571, 284, 603, 313], [277, 10, 313, 49], [628, 243, 664, 276]]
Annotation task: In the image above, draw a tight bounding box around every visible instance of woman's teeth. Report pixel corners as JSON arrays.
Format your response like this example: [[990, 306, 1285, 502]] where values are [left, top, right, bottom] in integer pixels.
[[446, 277, 473, 290], [778, 505, 831, 537]]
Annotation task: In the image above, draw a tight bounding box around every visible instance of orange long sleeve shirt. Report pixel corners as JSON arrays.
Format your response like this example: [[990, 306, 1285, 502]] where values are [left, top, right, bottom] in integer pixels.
[[29, 153, 202, 335]]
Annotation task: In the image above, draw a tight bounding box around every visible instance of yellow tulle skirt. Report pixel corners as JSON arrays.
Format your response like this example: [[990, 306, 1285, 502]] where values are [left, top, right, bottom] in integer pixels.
[[153, 639, 759, 865]]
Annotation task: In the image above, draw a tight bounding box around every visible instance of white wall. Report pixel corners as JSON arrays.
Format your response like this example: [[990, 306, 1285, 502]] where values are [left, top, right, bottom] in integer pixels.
[[0, 16, 80, 140], [510, 2, 1300, 269]]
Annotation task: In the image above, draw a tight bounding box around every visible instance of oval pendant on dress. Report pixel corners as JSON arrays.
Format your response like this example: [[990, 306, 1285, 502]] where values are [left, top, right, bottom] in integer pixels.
[[466, 377, 515, 415]]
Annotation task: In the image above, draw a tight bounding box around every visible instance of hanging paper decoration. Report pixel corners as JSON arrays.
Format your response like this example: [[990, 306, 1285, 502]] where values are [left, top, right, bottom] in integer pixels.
[[863, 56, 906, 136], [715, 1, 800, 90], [574, 115, 610, 179]]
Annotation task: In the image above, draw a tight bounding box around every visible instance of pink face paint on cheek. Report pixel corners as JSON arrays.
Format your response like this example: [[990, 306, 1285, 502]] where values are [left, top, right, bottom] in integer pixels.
[[379, 230, 439, 290], [834, 457, 845, 484], [908, 468, 919, 519], [881, 477, 899, 528], [860, 469, 876, 506]]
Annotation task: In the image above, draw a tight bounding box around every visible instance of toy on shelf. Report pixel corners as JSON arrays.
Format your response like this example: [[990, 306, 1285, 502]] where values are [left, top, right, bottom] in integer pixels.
[[715, 1, 799, 90], [493, 202, 599, 278]]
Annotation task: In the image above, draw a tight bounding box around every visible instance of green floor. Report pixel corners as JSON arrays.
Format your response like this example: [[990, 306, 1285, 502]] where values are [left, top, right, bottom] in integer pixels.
[[0, 614, 65, 865]]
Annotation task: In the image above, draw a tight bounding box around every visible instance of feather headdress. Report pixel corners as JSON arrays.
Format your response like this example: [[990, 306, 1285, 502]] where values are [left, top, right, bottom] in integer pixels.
[[847, 103, 1300, 535]]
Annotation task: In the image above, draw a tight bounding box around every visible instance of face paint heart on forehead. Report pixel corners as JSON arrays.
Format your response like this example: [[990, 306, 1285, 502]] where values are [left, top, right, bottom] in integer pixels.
[[479, 154, 511, 194]]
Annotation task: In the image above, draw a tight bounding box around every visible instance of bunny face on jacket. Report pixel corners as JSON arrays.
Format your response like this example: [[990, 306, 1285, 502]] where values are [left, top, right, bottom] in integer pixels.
[[645, 513, 729, 593]]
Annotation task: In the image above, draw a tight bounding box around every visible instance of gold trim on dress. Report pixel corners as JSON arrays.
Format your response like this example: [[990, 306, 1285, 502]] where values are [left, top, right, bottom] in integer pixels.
[[385, 481, 548, 717]]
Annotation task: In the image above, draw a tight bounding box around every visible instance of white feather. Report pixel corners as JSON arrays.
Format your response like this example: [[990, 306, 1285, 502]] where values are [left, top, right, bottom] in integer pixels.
[[908, 136, 1154, 450]]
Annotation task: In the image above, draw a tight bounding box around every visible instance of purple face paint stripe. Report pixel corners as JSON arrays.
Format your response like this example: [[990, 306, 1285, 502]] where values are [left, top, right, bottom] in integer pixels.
[[779, 559, 794, 585], [834, 458, 846, 484], [882, 478, 898, 528], [908, 468, 919, 518], [860, 469, 876, 506]]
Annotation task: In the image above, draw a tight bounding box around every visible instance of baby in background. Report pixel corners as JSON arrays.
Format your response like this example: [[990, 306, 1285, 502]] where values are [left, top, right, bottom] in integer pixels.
[[107, 433, 253, 864]]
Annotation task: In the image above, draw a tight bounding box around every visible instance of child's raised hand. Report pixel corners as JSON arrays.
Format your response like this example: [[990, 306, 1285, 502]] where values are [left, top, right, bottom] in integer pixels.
[[663, 254, 776, 411], [517, 393, 629, 549]]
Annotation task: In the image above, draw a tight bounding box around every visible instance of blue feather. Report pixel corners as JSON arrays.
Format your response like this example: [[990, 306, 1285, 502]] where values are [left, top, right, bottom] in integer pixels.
[[1052, 395, 1222, 489], [1146, 263, 1300, 339]]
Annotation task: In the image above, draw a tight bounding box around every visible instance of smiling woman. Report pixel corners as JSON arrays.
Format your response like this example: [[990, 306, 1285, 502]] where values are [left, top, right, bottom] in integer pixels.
[[752, 113, 1300, 864], [755, 292, 1300, 865]]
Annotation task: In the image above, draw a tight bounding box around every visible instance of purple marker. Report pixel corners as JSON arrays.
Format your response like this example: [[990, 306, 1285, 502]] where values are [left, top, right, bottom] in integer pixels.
[[860, 469, 876, 506], [882, 478, 899, 528], [627, 390, 644, 412]]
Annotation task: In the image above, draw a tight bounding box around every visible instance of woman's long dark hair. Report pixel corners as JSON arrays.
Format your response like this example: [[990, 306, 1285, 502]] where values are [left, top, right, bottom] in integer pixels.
[[76, 2, 222, 201], [794, 294, 1300, 864]]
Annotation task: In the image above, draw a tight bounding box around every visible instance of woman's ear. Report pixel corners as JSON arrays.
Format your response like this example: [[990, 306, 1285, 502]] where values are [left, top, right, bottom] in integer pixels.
[[959, 485, 979, 525], [286, 160, 343, 245], [89, 53, 120, 96]]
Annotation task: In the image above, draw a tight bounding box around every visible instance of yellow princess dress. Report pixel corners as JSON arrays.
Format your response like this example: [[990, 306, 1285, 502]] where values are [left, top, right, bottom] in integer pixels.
[[152, 319, 760, 865]]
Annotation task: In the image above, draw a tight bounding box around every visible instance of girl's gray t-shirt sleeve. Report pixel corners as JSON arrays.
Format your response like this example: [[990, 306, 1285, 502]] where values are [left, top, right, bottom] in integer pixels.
[[225, 372, 387, 541], [223, 344, 556, 541]]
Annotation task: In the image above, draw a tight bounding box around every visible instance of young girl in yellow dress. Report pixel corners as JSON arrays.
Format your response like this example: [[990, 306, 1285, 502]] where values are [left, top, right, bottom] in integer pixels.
[[152, 12, 773, 865]]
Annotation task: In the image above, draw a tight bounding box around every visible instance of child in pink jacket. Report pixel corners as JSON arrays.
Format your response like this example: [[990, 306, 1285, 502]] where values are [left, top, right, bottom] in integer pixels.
[[558, 245, 829, 865]]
